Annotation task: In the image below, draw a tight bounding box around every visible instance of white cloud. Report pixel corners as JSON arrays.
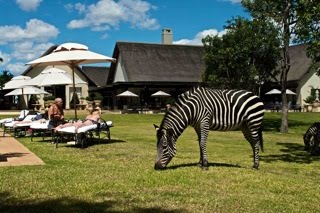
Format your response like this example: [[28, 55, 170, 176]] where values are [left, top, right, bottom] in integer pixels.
[[173, 29, 227, 45], [6, 62, 27, 76], [67, 0, 160, 31], [0, 18, 57, 75], [12, 41, 54, 61], [0, 41, 54, 76], [0, 19, 59, 45], [16, 0, 43, 12]]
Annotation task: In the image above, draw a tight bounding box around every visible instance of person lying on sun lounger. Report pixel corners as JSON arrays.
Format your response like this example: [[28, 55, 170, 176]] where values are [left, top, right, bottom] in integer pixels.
[[54, 108, 101, 133], [11, 113, 46, 127]]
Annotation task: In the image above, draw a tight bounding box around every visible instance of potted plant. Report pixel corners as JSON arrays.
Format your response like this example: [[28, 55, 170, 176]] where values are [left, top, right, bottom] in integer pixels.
[[43, 95, 55, 106], [86, 96, 93, 108], [93, 94, 103, 107], [304, 95, 315, 112], [165, 97, 175, 110], [80, 97, 85, 104]]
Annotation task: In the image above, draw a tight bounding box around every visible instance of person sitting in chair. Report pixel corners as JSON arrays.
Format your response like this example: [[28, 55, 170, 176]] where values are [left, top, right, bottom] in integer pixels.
[[48, 97, 65, 128], [55, 108, 100, 132]]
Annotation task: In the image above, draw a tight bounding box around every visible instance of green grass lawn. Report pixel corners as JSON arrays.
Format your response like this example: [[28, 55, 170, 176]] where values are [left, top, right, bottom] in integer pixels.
[[0, 112, 320, 212]]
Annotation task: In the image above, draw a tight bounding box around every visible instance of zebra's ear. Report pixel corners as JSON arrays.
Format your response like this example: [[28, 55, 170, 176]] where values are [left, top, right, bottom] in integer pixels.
[[154, 124, 160, 131]]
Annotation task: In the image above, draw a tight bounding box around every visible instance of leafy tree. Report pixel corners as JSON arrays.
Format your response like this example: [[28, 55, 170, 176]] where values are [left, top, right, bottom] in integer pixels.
[[0, 70, 13, 89], [201, 17, 280, 94], [242, 0, 320, 133]]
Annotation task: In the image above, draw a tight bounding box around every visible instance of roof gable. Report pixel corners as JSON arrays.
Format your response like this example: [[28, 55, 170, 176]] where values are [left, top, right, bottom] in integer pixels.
[[81, 66, 109, 87]]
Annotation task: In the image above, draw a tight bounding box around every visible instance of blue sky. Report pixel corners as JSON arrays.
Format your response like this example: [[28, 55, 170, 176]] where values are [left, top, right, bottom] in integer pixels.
[[0, 0, 248, 76]]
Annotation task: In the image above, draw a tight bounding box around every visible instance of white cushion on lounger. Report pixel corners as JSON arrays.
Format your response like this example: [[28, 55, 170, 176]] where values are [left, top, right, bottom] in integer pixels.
[[22, 114, 37, 121], [14, 122, 33, 127], [30, 120, 50, 129], [57, 124, 98, 133], [6, 114, 37, 126], [100, 121, 112, 128], [0, 118, 14, 124], [106, 121, 112, 126]]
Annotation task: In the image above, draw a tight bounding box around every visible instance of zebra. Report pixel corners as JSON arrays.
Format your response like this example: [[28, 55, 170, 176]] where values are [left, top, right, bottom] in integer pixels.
[[154, 86, 265, 170], [303, 122, 320, 155]]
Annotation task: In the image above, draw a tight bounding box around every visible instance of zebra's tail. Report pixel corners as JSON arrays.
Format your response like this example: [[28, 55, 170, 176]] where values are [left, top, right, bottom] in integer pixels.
[[259, 126, 264, 152]]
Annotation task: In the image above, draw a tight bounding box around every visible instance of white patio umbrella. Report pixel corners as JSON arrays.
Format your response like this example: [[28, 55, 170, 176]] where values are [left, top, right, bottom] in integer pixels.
[[25, 67, 86, 87], [117, 90, 139, 109], [285, 89, 297, 95], [5, 86, 49, 96], [117, 90, 139, 97], [2, 76, 32, 110], [151, 90, 171, 97], [26, 42, 116, 119], [265, 89, 296, 95], [2, 75, 31, 90], [265, 89, 281, 95], [151, 90, 171, 108]]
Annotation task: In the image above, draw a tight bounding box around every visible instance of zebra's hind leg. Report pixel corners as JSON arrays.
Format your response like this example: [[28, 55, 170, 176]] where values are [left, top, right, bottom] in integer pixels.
[[240, 125, 260, 170], [195, 125, 209, 170]]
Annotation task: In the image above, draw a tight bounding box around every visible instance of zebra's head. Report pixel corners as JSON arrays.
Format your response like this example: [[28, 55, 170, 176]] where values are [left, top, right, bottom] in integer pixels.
[[154, 124, 177, 170]]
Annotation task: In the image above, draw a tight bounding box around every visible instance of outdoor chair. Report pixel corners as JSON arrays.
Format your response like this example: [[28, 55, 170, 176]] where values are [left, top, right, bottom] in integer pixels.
[[53, 119, 113, 148], [3, 112, 44, 137], [0, 109, 29, 127]]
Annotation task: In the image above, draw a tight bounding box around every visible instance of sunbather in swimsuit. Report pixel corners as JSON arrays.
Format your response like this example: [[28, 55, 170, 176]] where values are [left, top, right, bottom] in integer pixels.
[[55, 108, 100, 132]]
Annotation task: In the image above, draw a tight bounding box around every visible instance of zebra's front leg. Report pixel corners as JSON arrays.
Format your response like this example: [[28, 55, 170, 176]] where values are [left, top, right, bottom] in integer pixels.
[[195, 125, 209, 170]]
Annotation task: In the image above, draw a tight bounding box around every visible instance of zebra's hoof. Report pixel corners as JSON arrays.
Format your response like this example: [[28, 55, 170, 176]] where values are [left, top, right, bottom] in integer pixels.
[[201, 166, 209, 171], [252, 166, 259, 170]]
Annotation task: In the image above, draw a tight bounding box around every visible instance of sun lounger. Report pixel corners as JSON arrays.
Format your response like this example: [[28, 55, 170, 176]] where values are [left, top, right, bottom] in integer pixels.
[[3, 114, 38, 137], [29, 120, 52, 142], [54, 119, 113, 148], [0, 109, 30, 127]]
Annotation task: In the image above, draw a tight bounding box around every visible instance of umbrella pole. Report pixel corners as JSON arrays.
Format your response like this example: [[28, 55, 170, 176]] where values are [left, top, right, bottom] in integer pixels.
[[72, 64, 77, 119]]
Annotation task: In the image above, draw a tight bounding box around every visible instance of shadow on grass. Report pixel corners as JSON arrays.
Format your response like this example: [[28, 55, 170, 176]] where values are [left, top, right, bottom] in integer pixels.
[[0, 152, 29, 162], [166, 162, 241, 170], [0, 192, 185, 213], [261, 142, 320, 164], [60, 139, 126, 149]]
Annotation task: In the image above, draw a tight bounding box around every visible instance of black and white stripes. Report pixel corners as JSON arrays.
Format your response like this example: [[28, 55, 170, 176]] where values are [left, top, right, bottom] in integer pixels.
[[154, 86, 265, 170], [303, 122, 320, 155]]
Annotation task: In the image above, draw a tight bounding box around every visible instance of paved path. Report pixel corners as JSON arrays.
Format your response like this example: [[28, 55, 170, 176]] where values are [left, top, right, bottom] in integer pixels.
[[0, 129, 44, 167]]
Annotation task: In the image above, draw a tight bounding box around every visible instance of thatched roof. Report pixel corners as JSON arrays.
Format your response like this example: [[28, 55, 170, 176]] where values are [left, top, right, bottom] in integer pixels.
[[285, 44, 313, 82], [108, 42, 205, 84], [108, 42, 313, 86], [81, 66, 109, 87]]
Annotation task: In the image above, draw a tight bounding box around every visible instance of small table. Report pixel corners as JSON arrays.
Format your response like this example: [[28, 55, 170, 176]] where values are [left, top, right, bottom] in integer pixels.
[[76, 104, 86, 110]]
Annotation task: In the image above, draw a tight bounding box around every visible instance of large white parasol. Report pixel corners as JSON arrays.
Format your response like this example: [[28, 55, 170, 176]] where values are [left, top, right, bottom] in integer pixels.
[[26, 42, 116, 119], [5, 86, 49, 96], [25, 67, 86, 86]]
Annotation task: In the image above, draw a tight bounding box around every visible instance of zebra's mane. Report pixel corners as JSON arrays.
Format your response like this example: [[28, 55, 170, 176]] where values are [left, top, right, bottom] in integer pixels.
[[160, 87, 201, 131]]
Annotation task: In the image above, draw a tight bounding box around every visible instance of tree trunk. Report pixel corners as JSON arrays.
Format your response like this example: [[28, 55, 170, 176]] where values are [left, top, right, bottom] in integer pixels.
[[280, 1, 291, 133]]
